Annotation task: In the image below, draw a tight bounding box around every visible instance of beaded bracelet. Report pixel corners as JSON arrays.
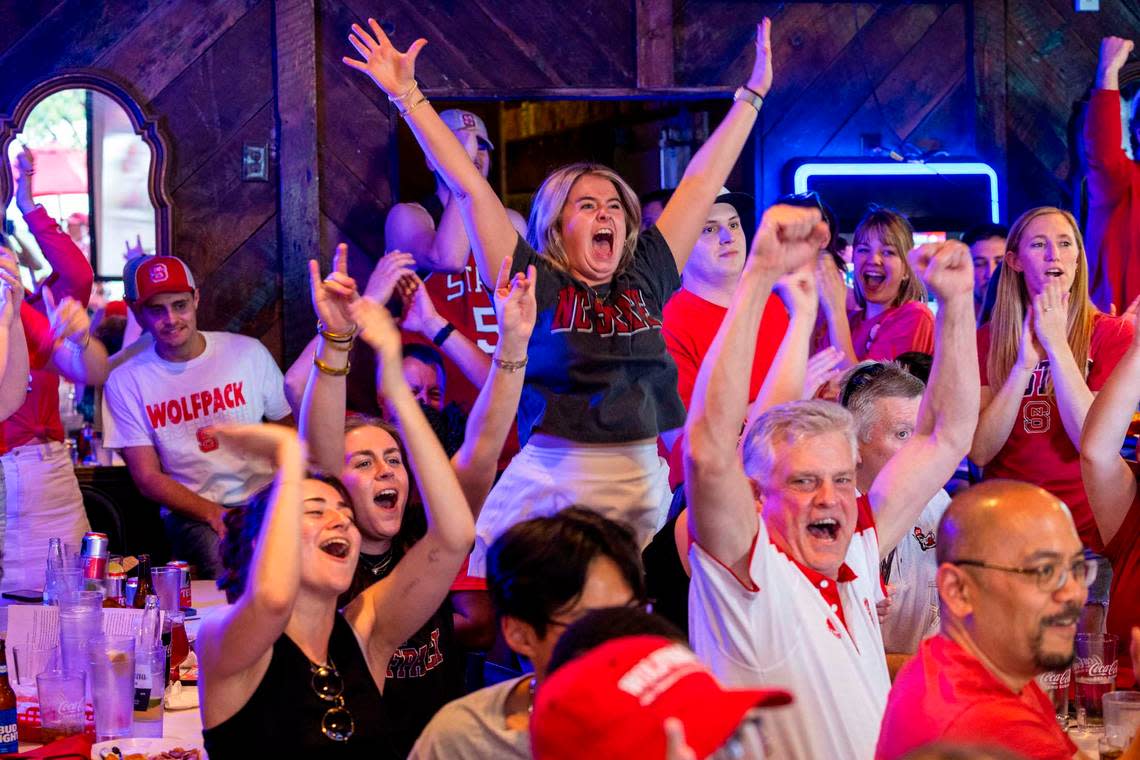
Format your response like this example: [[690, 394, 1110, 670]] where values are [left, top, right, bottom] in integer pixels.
[[493, 356, 527, 373]]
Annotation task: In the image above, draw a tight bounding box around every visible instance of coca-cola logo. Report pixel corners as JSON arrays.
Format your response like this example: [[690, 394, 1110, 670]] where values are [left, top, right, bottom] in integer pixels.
[[1076, 656, 1119, 679], [1038, 669, 1071, 688]]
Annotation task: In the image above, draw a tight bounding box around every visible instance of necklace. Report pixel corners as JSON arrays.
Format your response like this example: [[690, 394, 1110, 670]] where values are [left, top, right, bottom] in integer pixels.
[[527, 676, 537, 715]]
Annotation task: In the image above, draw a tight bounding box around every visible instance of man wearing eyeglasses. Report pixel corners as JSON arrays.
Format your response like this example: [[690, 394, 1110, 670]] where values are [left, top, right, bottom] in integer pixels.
[[876, 480, 1102, 759]]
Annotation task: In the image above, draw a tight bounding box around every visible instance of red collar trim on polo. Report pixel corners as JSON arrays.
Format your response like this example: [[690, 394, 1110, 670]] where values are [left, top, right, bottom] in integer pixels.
[[769, 537, 857, 634]]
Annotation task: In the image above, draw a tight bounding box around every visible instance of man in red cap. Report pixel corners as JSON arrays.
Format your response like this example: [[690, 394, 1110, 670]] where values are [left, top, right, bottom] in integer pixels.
[[531, 634, 791, 760], [103, 256, 291, 578]]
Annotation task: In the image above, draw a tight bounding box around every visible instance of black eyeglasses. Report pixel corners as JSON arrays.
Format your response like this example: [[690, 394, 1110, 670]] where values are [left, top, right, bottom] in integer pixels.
[[950, 557, 1098, 593], [839, 362, 891, 408], [778, 190, 824, 212], [311, 659, 355, 742]]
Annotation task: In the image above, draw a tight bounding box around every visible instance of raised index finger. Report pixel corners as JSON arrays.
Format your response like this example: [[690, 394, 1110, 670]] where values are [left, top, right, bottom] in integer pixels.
[[42, 284, 56, 313]]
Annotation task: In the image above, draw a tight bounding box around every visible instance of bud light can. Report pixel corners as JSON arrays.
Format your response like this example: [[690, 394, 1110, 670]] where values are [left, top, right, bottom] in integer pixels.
[[80, 532, 109, 585]]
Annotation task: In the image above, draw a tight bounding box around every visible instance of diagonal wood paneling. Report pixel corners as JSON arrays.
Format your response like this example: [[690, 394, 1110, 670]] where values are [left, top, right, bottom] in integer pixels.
[[0, 1, 64, 54], [758, 3, 952, 203], [151, 0, 275, 189], [170, 101, 277, 275], [344, 0, 637, 92], [0, 0, 168, 112], [93, 0, 262, 103]]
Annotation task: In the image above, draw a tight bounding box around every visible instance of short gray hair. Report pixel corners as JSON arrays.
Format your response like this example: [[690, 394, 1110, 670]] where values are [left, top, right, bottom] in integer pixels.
[[838, 361, 925, 441], [741, 400, 858, 483]]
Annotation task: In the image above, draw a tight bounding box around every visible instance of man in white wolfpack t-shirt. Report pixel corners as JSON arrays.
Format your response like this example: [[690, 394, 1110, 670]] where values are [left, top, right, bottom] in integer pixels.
[[683, 204, 979, 760], [104, 256, 291, 577]]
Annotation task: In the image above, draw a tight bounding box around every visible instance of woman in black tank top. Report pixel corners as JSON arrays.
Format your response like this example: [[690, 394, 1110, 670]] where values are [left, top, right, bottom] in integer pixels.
[[196, 295, 475, 758]]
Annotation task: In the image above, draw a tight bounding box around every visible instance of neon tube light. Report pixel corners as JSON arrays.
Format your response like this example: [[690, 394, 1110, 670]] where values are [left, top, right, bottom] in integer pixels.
[[792, 161, 1000, 223]]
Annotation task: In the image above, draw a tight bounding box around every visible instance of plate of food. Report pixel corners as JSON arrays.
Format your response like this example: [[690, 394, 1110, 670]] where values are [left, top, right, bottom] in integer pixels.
[[92, 736, 205, 759]]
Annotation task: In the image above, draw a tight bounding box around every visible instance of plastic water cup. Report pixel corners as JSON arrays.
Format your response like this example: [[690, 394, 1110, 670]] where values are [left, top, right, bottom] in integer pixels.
[[132, 647, 166, 738], [1104, 691, 1140, 745], [11, 645, 59, 688], [150, 567, 181, 612], [50, 568, 83, 605], [87, 635, 134, 741], [59, 604, 102, 674], [36, 670, 86, 742]]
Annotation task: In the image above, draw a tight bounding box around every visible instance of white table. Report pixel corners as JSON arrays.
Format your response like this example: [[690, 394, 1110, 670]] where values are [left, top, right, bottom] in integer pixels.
[[18, 580, 230, 753]]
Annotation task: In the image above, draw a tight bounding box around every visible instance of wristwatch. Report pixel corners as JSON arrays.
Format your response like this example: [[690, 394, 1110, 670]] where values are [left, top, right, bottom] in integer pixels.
[[733, 86, 764, 112]]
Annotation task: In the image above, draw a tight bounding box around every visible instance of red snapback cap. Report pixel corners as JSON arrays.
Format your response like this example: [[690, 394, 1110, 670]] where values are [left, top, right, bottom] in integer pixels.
[[130, 256, 196, 304], [531, 635, 792, 760]]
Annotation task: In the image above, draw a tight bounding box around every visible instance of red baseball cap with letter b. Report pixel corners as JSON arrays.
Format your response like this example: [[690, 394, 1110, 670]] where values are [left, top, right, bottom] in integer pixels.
[[531, 636, 792, 760], [129, 256, 196, 304]]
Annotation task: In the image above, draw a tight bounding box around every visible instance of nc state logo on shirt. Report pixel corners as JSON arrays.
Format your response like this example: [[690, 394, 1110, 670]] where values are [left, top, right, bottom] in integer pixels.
[[912, 526, 936, 551], [196, 427, 219, 453], [150, 263, 169, 282]]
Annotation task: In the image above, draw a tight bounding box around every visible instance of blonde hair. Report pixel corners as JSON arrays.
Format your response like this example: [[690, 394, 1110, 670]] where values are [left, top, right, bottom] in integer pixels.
[[852, 208, 927, 309], [986, 207, 1097, 393], [741, 400, 857, 483], [526, 163, 642, 278]]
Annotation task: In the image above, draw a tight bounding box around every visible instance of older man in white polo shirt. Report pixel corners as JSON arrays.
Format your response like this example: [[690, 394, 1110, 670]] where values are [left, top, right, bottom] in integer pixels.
[[683, 204, 979, 759]]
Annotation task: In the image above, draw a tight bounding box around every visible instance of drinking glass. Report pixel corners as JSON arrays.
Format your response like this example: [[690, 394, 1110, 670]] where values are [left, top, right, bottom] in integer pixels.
[[1074, 633, 1118, 731], [166, 612, 189, 685], [132, 646, 165, 738], [1035, 666, 1071, 728], [1104, 691, 1140, 746], [58, 603, 102, 674], [150, 567, 181, 612], [87, 635, 134, 741], [36, 670, 86, 742], [12, 645, 58, 688]]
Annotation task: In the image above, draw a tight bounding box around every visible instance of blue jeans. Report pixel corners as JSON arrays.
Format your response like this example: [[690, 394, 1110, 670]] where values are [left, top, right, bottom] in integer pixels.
[[161, 508, 224, 580]]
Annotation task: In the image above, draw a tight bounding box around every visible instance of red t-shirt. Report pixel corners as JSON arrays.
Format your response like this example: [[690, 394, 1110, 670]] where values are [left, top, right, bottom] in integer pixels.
[[876, 635, 1078, 760], [661, 287, 790, 409], [976, 313, 1134, 551], [400, 253, 519, 468], [849, 300, 934, 361], [1083, 89, 1140, 314], [1, 206, 93, 454], [1104, 495, 1140, 687]]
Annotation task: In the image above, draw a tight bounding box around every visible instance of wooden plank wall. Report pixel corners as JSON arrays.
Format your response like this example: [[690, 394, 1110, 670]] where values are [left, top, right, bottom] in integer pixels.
[[2, 0, 1137, 366], [0, 0, 283, 357], [1005, 0, 1140, 215]]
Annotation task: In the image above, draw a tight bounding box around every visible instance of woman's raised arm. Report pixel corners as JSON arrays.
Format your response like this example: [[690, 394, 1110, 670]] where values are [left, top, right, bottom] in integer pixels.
[[344, 20, 517, 288]]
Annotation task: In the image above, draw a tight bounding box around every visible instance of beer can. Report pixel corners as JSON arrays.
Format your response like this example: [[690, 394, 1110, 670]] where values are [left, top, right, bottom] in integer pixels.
[[105, 567, 127, 607], [168, 561, 191, 609], [80, 532, 109, 582]]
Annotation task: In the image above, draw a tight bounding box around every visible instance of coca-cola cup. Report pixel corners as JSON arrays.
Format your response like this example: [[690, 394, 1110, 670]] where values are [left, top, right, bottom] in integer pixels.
[[1074, 633, 1119, 731], [1035, 666, 1071, 728]]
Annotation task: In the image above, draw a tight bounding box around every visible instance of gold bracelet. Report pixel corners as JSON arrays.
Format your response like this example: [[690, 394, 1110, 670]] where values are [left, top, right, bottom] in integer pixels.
[[399, 91, 429, 118], [493, 356, 527, 373], [321, 337, 353, 353], [68, 331, 91, 351], [388, 81, 418, 102], [317, 320, 355, 342], [314, 357, 351, 376]]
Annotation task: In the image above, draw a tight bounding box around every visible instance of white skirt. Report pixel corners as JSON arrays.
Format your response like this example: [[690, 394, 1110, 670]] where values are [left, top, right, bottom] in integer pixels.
[[468, 436, 673, 578], [1, 441, 90, 592]]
